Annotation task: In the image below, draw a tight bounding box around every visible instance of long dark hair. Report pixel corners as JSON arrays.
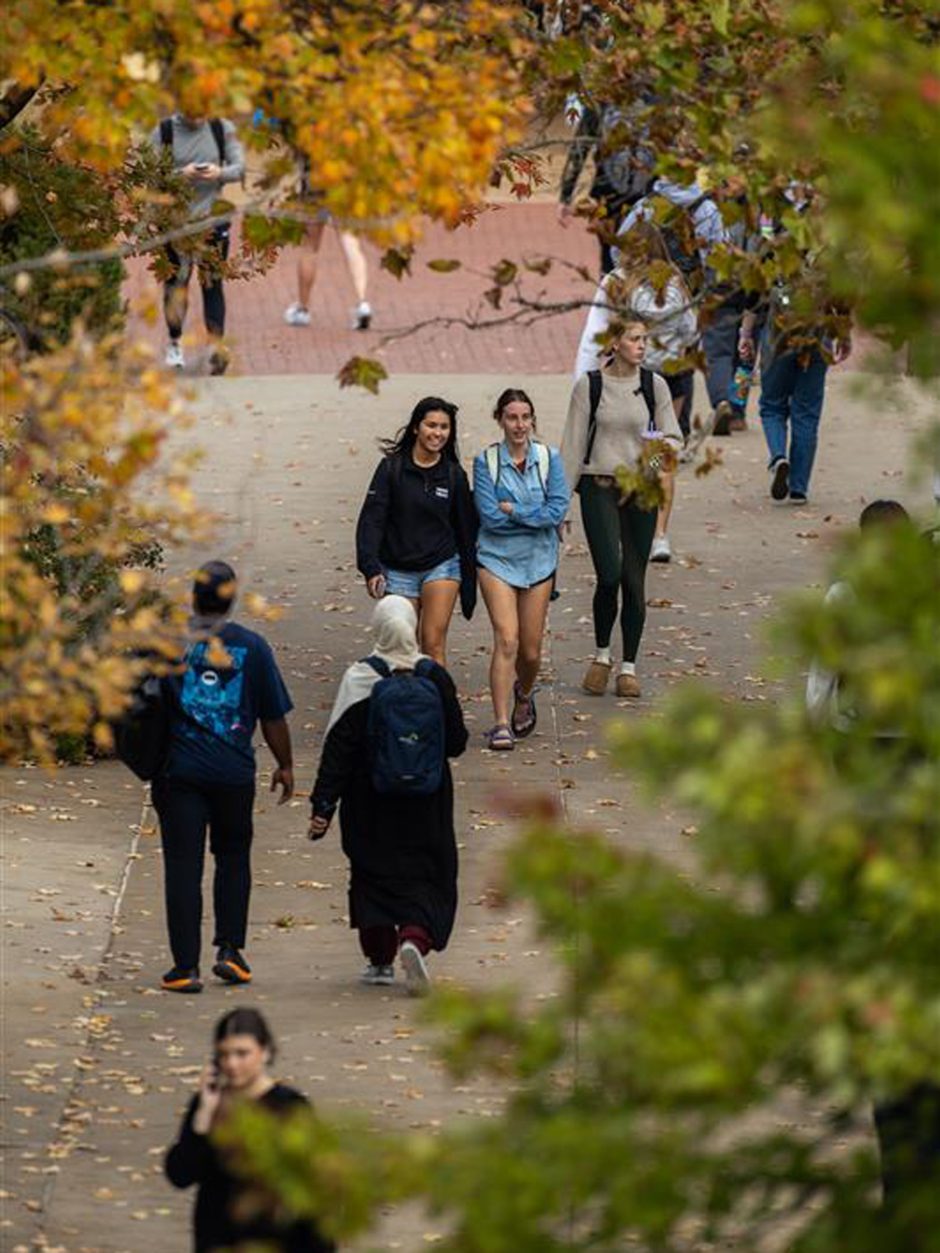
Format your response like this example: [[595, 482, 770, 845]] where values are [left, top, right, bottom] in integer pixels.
[[214, 1008, 276, 1060], [379, 396, 460, 462], [493, 388, 537, 430]]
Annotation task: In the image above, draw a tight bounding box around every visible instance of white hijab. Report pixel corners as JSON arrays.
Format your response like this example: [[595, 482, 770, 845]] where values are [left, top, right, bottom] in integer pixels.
[[325, 596, 426, 733]]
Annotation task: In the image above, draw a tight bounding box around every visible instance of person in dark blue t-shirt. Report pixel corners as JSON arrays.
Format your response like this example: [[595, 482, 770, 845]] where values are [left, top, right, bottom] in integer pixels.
[[152, 561, 294, 994]]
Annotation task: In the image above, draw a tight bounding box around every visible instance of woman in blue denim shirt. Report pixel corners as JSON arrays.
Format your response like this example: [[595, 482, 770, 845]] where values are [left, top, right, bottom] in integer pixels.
[[473, 389, 571, 751]]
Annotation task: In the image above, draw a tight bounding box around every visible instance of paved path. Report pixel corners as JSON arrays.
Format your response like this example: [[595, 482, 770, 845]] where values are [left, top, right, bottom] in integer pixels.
[[123, 204, 598, 377], [122, 203, 885, 380], [2, 370, 934, 1251]]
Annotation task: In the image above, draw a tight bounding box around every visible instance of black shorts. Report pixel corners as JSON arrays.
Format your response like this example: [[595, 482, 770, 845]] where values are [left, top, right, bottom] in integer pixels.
[[663, 369, 694, 436]]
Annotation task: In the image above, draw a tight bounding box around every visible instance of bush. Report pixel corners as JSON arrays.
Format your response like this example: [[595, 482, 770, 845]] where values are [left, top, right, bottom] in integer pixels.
[[0, 128, 124, 347]]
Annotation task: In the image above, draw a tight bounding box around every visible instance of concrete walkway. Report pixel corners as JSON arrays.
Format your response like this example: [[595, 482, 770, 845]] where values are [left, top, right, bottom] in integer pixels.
[[2, 369, 934, 1251]]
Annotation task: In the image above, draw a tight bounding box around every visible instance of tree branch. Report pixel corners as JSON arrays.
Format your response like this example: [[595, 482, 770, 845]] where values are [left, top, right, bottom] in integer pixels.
[[0, 81, 43, 131]]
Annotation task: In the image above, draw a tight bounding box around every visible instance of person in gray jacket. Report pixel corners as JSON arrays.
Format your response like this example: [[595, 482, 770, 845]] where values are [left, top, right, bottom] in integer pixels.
[[149, 114, 246, 374]]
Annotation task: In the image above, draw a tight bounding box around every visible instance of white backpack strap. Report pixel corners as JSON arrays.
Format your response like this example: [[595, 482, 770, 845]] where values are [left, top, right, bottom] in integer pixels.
[[484, 443, 500, 487], [533, 441, 550, 498]]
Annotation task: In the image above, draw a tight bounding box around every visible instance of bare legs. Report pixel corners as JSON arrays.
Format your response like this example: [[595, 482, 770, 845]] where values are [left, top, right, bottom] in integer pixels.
[[296, 221, 327, 310], [417, 580, 460, 666], [290, 225, 370, 326], [338, 232, 368, 305], [654, 471, 675, 540], [654, 392, 688, 549], [479, 569, 552, 726]]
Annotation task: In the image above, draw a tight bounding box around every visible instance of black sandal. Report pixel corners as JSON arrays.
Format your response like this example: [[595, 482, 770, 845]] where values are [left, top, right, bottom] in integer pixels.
[[511, 682, 537, 739], [485, 723, 515, 751]]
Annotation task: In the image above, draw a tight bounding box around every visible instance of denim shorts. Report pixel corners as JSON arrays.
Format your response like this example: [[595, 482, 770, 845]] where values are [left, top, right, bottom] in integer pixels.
[[384, 555, 460, 599]]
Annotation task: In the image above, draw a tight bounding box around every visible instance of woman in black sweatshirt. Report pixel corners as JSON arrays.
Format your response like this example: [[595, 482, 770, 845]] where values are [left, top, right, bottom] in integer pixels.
[[355, 396, 478, 665], [165, 1008, 334, 1253]]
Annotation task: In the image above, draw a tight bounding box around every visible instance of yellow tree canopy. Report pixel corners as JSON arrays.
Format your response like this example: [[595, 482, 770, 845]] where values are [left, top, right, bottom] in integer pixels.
[[2, 0, 529, 241]]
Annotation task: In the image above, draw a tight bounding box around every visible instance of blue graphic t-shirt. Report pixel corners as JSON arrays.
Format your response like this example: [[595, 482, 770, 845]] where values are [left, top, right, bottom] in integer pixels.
[[166, 622, 293, 786]]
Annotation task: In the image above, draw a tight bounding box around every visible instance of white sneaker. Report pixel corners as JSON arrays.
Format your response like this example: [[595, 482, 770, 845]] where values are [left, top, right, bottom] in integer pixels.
[[284, 303, 311, 327], [650, 535, 672, 563], [353, 301, 372, 330], [165, 341, 184, 369], [399, 941, 430, 997], [361, 963, 395, 987]]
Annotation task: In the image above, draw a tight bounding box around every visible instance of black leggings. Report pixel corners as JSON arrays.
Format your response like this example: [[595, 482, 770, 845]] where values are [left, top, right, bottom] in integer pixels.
[[152, 776, 254, 970], [579, 477, 657, 661], [164, 224, 231, 339]]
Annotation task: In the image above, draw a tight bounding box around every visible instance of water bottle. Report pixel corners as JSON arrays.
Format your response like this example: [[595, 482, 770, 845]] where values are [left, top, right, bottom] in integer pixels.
[[730, 361, 754, 408]]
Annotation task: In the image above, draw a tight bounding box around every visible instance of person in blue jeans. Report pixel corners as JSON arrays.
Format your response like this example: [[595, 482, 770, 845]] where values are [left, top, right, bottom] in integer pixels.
[[152, 561, 294, 994], [739, 305, 851, 504]]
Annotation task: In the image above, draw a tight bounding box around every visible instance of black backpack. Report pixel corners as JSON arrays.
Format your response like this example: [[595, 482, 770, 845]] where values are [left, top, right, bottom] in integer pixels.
[[365, 657, 445, 796], [159, 117, 227, 164], [112, 674, 171, 782], [582, 367, 657, 469], [597, 105, 655, 204]]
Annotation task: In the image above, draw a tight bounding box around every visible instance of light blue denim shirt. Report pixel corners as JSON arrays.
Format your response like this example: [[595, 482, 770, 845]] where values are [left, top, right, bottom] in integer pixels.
[[473, 441, 571, 589]]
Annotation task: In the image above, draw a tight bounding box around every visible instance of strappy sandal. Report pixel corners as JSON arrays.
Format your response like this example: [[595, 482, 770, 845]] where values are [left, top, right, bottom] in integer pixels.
[[485, 723, 515, 751], [511, 682, 537, 739]]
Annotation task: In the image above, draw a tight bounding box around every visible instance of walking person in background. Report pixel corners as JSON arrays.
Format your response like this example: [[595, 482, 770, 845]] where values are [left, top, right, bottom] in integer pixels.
[[473, 389, 570, 751], [152, 562, 294, 994], [617, 177, 740, 435], [356, 397, 478, 665], [574, 221, 698, 563], [308, 596, 468, 995], [739, 287, 851, 506], [557, 92, 656, 275], [282, 157, 373, 330], [150, 113, 246, 375], [165, 1008, 334, 1252], [561, 320, 682, 699]]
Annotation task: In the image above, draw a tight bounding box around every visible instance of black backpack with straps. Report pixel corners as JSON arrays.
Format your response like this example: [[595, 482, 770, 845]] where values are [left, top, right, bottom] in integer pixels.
[[159, 117, 227, 165], [582, 368, 657, 468]]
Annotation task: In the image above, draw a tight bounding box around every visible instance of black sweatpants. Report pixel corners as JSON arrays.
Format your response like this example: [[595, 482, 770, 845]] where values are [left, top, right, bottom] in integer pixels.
[[578, 476, 657, 661], [151, 776, 255, 971], [164, 224, 231, 339]]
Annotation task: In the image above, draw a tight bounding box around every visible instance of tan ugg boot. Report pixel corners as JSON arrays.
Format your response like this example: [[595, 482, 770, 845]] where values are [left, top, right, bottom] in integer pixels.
[[582, 660, 612, 695], [615, 673, 641, 698]]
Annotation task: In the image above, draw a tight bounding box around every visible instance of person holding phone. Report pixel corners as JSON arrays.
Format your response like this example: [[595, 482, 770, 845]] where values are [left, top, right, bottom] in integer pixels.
[[355, 396, 478, 665], [165, 1008, 334, 1252], [150, 112, 246, 374]]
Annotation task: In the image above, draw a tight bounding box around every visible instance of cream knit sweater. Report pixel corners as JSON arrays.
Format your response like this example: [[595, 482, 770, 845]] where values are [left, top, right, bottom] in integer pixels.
[[559, 369, 681, 490]]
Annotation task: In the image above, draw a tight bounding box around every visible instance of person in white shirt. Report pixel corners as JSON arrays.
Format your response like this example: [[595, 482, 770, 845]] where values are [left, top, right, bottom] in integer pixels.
[[574, 222, 698, 563]]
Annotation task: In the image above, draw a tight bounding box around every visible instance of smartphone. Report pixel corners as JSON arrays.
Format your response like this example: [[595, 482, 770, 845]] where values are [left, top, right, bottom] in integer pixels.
[[207, 1058, 221, 1091], [194, 162, 211, 172]]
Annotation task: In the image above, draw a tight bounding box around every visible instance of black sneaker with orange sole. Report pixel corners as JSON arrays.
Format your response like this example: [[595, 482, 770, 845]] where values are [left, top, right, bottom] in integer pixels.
[[213, 945, 252, 985], [162, 967, 203, 993]]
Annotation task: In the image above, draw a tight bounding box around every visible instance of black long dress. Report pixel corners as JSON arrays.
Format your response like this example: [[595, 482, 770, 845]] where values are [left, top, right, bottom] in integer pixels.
[[311, 662, 468, 949], [165, 1084, 334, 1253]]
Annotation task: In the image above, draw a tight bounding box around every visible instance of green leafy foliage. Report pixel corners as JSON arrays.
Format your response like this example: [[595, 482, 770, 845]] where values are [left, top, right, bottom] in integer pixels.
[[530, 0, 940, 375], [231, 519, 940, 1248], [0, 128, 124, 346]]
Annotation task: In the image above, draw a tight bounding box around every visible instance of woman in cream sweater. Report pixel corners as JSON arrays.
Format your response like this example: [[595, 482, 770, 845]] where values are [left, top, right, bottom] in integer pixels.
[[560, 318, 682, 699]]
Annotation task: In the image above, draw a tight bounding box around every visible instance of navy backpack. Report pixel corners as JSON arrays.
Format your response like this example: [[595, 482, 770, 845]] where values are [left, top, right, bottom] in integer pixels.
[[365, 656, 445, 796]]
